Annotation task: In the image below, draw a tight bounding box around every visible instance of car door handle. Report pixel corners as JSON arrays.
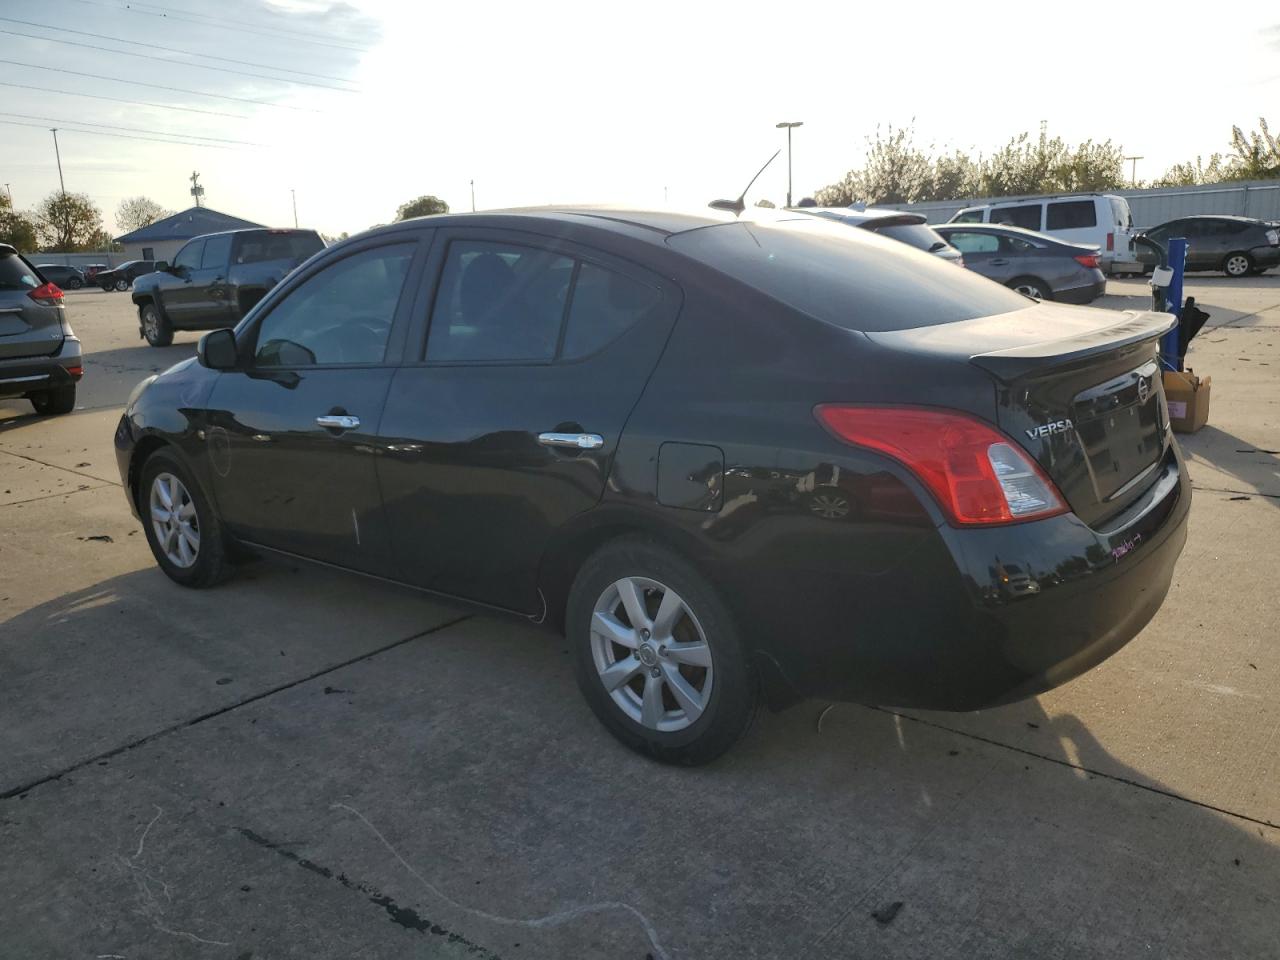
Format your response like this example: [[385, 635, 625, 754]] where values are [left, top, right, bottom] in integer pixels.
[[538, 432, 604, 449], [316, 414, 360, 430], [990, 258, 1009, 266]]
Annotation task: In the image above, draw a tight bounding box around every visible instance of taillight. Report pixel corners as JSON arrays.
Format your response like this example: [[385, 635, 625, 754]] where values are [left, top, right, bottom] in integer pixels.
[[1073, 253, 1099, 269], [1105, 232, 1115, 251], [814, 406, 1068, 525], [28, 282, 63, 305]]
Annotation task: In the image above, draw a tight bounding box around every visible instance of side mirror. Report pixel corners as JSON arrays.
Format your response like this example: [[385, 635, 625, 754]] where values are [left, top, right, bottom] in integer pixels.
[[155, 261, 170, 272], [197, 328, 238, 370]]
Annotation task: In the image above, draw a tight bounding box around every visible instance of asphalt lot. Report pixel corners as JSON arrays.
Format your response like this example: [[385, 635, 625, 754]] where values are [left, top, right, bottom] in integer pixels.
[[2, 276, 1278, 959]]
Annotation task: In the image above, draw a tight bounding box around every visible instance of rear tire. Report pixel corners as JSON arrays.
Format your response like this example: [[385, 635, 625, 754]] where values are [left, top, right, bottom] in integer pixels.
[[67, 277, 83, 290], [139, 450, 231, 588], [114, 278, 130, 292], [1008, 276, 1052, 300], [1223, 252, 1253, 278], [566, 538, 758, 765], [141, 302, 173, 347], [29, 384, 76, 416]]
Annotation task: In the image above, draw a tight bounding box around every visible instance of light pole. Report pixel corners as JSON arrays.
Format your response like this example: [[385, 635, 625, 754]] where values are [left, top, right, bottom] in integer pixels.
[[775, 121, 803, 207], [291, 188, 298, 227], [50, 129, 66, 197], [470, 179, 475, 212], [3, 183, 11, 205], [1123, 155, 1144, 187]]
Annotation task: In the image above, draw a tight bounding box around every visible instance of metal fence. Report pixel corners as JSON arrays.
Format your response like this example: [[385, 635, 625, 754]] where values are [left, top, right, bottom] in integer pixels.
[[878, 179, 1280, 228]]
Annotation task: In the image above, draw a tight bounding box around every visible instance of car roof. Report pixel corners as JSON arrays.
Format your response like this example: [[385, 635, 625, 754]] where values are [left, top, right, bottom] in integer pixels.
[[795, 206, 929, 228]]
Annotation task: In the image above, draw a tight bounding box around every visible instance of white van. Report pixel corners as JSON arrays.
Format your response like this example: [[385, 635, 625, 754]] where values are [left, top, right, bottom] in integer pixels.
[[950, 194, 1140, 274]]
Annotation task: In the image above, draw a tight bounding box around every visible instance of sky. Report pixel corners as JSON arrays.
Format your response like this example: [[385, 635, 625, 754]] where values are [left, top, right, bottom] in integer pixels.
[[2, 0, 1278, 238]]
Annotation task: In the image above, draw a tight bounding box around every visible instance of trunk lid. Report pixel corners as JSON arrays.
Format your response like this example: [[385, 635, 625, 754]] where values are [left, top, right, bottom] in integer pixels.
[[0, 252, 65, 361], [867, 302, 1176, 528]]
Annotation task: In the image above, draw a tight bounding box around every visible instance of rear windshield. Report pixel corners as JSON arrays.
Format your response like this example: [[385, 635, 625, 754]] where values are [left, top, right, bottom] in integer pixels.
[[872, 222, 953, 253], [236, 231, 325, 264], [0, 251, 40, 291], [667, 217, 1027, 332]]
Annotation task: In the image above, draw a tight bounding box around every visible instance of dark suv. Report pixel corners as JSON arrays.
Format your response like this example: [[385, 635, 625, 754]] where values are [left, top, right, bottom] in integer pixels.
[[0, 243, 83, 414], [34, 264, 85, 289], [1137, 216, 1280, 277], [131, 228, 325, 346], [96, 260, 158, 292]]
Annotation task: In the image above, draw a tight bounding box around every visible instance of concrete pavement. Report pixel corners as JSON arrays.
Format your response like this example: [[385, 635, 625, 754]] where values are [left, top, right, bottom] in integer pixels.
[[2, 279, 1278, 958]]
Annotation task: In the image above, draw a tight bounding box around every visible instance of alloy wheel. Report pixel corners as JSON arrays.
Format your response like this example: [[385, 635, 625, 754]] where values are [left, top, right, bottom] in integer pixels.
[[115, 278, 129, 291], [1014, 281, 1046, 299], [149, 472, 200, 568], [1225, 255, 1250, 277], [143, 308, 159, 341], [590, 576, 714, 732], [809, 492, 851, 520]]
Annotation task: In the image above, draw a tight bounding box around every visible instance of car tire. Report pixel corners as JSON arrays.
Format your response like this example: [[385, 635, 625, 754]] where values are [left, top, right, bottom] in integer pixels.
[[101, 283, 113, 292], [566, 538, 758, 765], [1223, 252, 1253, 278], [139, 449, 231, 588], [29, 384, 76, 416], [1009, 276, 1052, 300], [67, 277, 83, 290], [141, 302, 174, 347], [114, 278, 130, 292]]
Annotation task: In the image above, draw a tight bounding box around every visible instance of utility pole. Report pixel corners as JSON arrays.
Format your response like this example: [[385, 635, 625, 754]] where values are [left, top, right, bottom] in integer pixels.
[[3, 183, 11, 205], [50, 129, 66, 196], [775, 121, 804, 208], [189, 170, 204, 207], [291, 188, 298, 227], [470, 179, 475, 212], [1123, 155, 1144, 187]]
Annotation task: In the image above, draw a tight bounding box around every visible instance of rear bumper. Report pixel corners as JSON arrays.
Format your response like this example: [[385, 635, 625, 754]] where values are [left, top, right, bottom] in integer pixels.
[[1248, 246, 1280, 269], [1055, 274, 1107, 304], [742, 444, 1190, 711], [0, 337, 82, 398]]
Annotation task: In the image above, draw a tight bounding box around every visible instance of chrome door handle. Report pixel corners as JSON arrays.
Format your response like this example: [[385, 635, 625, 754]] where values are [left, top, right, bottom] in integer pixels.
[[538, 432, 604, 450], [316, 414, 360, 430]]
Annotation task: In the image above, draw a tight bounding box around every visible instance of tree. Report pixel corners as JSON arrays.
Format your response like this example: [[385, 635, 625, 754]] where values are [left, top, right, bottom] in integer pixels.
[[858, 125, 932, 204], [1151, 155, 1226, 188], [923, 150, 983, 201], [754, 199, 776, 208], [1226, 118, 1280, 179], [35, 191, 103, 251], [0, 193, 38, 253], [115, 196, 173, 234], [84, 229, 122, 252], [395, 195, 449, 221]]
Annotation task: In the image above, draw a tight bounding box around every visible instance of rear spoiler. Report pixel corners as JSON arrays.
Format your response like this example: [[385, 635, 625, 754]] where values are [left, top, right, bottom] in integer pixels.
[[970, 310, 1176, 380]]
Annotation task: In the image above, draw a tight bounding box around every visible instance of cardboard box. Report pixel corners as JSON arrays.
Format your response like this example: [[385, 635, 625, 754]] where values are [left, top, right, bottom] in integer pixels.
[[1162, 369, 1211, 434]]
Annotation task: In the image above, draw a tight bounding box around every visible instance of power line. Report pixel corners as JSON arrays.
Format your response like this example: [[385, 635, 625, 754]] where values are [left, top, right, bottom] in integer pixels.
[[0, 16, 361, 85], [0, 80, 249, 119], [0, 117, 241, 150], [0, 26, 360, 94], [0, 112, 262, 146], [62, 0, 372, 53], [121, 0, 373, 52], [0, 59, 321, 112]]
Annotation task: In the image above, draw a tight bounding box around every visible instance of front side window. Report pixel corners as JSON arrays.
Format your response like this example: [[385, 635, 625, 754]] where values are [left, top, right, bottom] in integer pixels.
[[1046, 200, 1098, 230], [202, 234, 232, 270], [253, 243, 414, 367], [173, 240, 204, 272], [991, 205, 1042, 231], [426, 240, 572, 362], [945, 232, 1000, 254]]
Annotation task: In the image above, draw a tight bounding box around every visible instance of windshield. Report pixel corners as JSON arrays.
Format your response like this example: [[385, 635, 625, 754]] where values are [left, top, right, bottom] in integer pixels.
[[667, 217, 1026, 332], [873, 222, 954, 254]]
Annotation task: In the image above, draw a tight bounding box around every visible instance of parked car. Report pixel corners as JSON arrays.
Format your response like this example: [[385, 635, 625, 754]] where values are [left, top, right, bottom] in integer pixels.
[[34, 264, 85, 290], [0, 243, 83, 414], [115, 209, 1189, 764], [1135, 216, 1280, 277], [934, 223, 1106, 303], [950, 194, 1140, 275], [131, 228, 325, 346], [96, 260, 157, 292], [83, 264, 108, 282], [801, 205, 963, 264]]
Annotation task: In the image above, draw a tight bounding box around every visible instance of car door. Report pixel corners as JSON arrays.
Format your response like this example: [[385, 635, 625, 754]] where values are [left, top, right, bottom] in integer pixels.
[[160, 239, 205, 324], [944, 231, 1005, 281], [376, 229, 680, 613], [187, 233, 234, 326], [203, 237, 424, 574]]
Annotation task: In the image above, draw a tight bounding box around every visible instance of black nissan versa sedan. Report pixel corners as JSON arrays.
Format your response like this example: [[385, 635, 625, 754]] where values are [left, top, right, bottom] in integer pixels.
[[114, 208, 1190, 764]]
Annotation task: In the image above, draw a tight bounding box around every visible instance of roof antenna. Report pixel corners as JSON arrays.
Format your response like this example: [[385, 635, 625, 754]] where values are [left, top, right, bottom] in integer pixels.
[[709, 150, 781, 214]]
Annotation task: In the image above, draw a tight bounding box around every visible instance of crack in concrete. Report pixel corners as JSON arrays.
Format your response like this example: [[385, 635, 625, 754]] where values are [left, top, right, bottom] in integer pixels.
[[0, 613, 472, 801], [0, 448, 120, 487], [0, 483, 111, 507]]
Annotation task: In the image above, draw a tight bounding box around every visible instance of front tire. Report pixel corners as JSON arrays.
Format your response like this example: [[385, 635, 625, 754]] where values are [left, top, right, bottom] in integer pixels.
[[140, 302, 173, 347], [114, 278, 130, 292], [566, 539, 758, 765], [1224, 252, 1253, 278], [1009, 276, 1052, 300], [30, 384, 76, 415], [139, 450, 230, 588]]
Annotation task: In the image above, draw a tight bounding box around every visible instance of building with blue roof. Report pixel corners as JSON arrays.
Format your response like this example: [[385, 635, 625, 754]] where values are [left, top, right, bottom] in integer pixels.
[[115, 207, 264, 263]]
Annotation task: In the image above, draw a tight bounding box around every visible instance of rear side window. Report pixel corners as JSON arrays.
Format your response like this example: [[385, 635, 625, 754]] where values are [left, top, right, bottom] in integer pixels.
[[991, 205, 1042, 231], [427, 240, 572, 363], [237, 231, 324, 264], [202, 234, 232, 270], [562, 262, 662, 359], [872, 223, 950, 254], [0, 252, 40, 290], [944, 232, 1000, 254], [1046, 201, 1098, 230], [667, 217, 1028, 333]]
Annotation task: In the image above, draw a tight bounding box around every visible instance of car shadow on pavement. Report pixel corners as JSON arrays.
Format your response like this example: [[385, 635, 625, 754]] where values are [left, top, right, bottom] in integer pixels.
[[2, 562, 1277, 958], [1180, 424, 1280, 507]]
